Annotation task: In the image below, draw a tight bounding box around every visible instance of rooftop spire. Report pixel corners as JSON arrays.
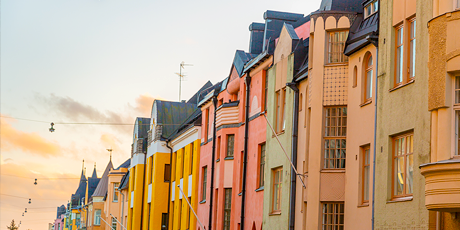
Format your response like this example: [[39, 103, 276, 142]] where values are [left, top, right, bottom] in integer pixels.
[[91, 162, 97, 178], [80, 159, 87, 182]]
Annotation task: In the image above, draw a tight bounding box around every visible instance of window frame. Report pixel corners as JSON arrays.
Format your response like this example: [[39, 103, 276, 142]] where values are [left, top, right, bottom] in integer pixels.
[[364, 0, 379, 18], [395, 24, 405, 87], [223, 188, 232, 230], [321, 202, 345, 230], [327, 31, 349, 64], [275, 90, 281, 133], [112, 217, 117, 230], [113, 183, 119, 202], [201, 166, 207, 202], [408, 17, 416, 81], [361, 145, 371, 205], [364, 55, 373, 102], [94, 209, 101, 226], [164, 164, 171, 182], [323, 107, 347, 169], [271, 167, 283, 214], [226, 134, 235, 158], [453, 76, 460, 156], [391, 132, 414, 199], [258, 143, 266, 189]]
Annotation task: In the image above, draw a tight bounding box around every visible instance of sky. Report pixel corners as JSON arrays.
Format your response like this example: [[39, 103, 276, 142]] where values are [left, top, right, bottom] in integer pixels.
[[0, 0, 321, 229]]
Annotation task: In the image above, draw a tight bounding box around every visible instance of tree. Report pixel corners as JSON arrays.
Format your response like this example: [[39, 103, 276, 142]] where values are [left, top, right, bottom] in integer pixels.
[[6, 220, 18, 230]]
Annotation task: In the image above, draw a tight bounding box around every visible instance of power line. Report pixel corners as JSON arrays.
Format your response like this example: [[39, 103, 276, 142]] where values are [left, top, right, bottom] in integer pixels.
[[0, 194, 66, 201], [1, 174, 79, 180]]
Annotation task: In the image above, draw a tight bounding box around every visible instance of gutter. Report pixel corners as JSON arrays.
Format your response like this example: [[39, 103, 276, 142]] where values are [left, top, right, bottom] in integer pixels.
[[208, 96, 218, 230], [166, 140, 173, 230], [286, 81, 299, 230], [240, 74, 251, 230]]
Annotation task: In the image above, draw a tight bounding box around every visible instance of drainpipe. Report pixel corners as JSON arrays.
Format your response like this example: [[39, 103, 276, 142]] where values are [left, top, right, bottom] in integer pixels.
[[208, 96, 218, 230], [286, 81, 299, 230], [118, 190, 125, 227], [141, 144, 147, 229], [166, 140, 173, 230], [371, 5, 380, 230], [240, 74, 252, 230]]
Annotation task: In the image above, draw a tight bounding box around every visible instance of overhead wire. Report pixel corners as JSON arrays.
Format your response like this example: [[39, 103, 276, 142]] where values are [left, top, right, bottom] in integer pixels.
[[0, 194, 66, 201], [1, 174, 79, 180]]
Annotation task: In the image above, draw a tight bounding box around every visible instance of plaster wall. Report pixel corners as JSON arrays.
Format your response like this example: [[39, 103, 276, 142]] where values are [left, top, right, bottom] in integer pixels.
[[375, 0, 432, 228]]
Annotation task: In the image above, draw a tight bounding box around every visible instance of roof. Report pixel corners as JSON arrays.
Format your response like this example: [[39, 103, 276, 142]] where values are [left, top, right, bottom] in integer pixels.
[[119, 171, 129, 190], [92, 160, 113, 197], [198, 80, 225, 107], [87, 177, 100, 199], [56, 205, 66, 219], [115, 159, 131, 170], [154, 100, 197, 139], [318, 0, 364, 13], [344, 12, 379, 56], [167, 108, 202, 141], [187, 81, 213, 104], [233, 50, 257, 78], [91, 167, 97, 178]]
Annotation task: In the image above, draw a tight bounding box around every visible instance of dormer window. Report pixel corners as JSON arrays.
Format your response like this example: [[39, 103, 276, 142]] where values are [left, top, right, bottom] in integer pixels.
[[364, 0, 378, 18]]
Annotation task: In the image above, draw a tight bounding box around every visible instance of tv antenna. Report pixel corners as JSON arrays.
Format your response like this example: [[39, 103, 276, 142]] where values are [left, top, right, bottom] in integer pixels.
[[176, 61, 193, 101]]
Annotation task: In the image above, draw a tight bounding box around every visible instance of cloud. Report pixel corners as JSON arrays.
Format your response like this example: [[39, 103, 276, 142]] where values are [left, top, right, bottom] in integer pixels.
[[100, 133, 121, 150], [133, 93, 156, 116], [0, 117, 60, 157]]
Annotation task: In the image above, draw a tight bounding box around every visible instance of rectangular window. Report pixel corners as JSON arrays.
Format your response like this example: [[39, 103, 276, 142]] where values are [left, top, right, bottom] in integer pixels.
[[223, 188, 232, 230], [217, 136, 221, 161], [365, 55, 374, 101], [202, 167, 207, 201], [328, 31, 349, 63], [395, 25, 404, 85], [226, 134, 235, 157], [94, 209, 101, 226], [282, 87, 286, 131], [392, 133, 414, 198], [259, 143, 266, 188], [161, 213, 168, 230], [264, 70, 268, 111], [456, 76, 460, 155], [113, 183, 119, 202], [409, 18, 416, 79], [362, 146, 371, 204], [272, 167, 283, 213], [364, 0, 378, 18], [164, 164, 171, 182], [321, 203, 344, 230], [324, 107, 347, 169], [112, 217, 117, 230], [276, 90, 281, 132], [205, 108, 210, 141]]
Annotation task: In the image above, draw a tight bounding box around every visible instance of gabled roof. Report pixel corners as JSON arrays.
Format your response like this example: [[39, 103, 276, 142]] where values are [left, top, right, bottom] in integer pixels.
[[115, 159, 131, 170], [344, 12, 379, 56], [198, 80, 226, 107], [91, 167, 97, 178], [284, 23, 300, 40], [187, 81, 213, 105], [154, 100, 197, 139], [119, 171, 129, 190], [167, 108, 202, 141], [87, 177, 100, 199], [318, 0, 363, 13], [92, 160, 113, 198], [233, 50, 257, 78]]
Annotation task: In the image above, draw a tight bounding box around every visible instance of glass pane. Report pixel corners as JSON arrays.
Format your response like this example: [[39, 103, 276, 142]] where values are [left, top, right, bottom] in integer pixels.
[[367, 70, 373, 99], [394, 156, 404, 196], [458, 111, 460, 155], [397, 46, 403, 83], [374, 0, 378, 12], [364, 165, 370, 201], [406, 154, 414, 194], [456, 76, 460, 104]]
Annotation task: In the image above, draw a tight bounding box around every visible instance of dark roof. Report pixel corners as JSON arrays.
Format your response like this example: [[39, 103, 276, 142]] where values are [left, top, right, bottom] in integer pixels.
[[167, 108, 202, 141], [115, 159, 131, 170], [233, 50, 257, 77], [187, 81, 213, 105], [87, 177, 100, 199], [318, 0, 364, 13], [92, 160, 113, 197], [198, 80, 226, 107], [91, 167, 97, 178], [154, 100, 197, 139], [71, 170, 87, 207], [56, 205, 66, 219], [119, 171, 130, 190], [293, 38, 309, 81], [344, 12, 379, 56], [262, 10, 305, 52]]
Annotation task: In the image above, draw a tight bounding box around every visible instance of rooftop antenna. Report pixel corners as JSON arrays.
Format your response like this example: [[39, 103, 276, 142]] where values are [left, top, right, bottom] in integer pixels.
[[176, 61, 193, 101], [107, 148, 113, 161]]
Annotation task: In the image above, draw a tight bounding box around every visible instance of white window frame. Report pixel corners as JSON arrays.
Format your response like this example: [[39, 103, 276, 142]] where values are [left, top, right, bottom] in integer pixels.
[[453, 76, 460, 156]]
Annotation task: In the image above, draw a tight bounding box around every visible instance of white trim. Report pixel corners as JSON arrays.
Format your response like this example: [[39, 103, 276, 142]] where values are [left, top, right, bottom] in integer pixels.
[[179, 178, 184, 199], [171, 127, 201, 152], [171, 181, 175, 201], [130, 192, 134, 208], [188, 175, 192, 197], [148, 184, 152, 203], [130, 153, 145, 168], [147, 141, 170, 158]]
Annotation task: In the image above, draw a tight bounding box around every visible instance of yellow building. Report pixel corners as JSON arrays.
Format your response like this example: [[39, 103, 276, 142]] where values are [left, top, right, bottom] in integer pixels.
[[168, 110, 202, 230]]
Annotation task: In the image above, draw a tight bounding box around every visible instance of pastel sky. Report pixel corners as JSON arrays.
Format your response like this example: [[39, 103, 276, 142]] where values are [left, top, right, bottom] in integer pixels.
[[1, 0, 320, 229]]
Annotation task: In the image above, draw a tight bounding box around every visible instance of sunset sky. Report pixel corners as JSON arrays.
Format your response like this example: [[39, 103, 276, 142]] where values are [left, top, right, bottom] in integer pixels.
[[1, 0, 319, 229]]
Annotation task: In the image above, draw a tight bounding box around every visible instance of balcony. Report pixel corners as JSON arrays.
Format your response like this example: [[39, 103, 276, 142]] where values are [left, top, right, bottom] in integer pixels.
[[216, 101, 240, 128], [420, 159, 460, 212]]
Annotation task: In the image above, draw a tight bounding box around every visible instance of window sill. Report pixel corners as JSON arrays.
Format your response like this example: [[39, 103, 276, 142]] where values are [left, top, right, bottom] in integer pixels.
[[199, 200, 206, 204], [224, 156, 234, 160], [269, 211, 282, 216], [360, 100, 372, 107], [358, 203, 369, 208], [389, 79, 415, 92], [320, 169, 346, 173], [272, 131, 285, 137], [387, 196, 413, 203], [324, 63, 348, 67], [255, 186, 264, 192], [216, 159, 220, 162], [238, 192, 242, 196]]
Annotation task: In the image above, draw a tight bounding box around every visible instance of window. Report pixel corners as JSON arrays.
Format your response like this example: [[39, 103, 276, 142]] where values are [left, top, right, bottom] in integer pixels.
[[328, 31, 349, 63], [275, 88, 287, 133], [361, 146, 371, 204], [453, 76, 460, 155], [217, 136, 221, 160], [353, 66, 358, 88], [112, 217, 117, 230], [324, 107, 347, 169], [364, 0, 378, 18], [276, 90, 281, 132], [409, 19, 416, 80], [164, 164, 171, 182], [321, 203, 344, 230], [392, 133, 414, 198], [272, 167, 283, 213], [300, 93, 303, 112], [205, 108, 210, 141], [148, 157, 154, 184], [264, 70, 268, 111], [226, 134, 235, 158], [113, 183, 119, 202], [161, 213, 168, 230], [201, 167, 207, 201], [223, 189, 232, 230], [94, 209, 101, 226], [259, 143, 266, 188], [364, 55, 373, 101], [395, 25, 404, 85], [282, 88, 286, 130]]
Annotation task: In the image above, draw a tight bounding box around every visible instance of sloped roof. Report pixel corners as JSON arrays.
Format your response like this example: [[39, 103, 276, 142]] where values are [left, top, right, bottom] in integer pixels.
[[119, 171, 129, 190], [115, 159, 131, 170], [318, 0, 363, 13], [154, 100, 197, 139], [187, 81, 213, 105], [92, 160, 113, 197], [344, 12, 379, 56], [167, 108, 202, 141], [87, 177, 100, 199], [233, 50, 257, 77], [91, 167, 97, 178]]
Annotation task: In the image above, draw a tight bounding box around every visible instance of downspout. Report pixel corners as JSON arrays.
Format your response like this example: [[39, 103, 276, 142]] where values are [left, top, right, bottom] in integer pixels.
[[286, 81, 299, 230], [119, 191, 125, 227], [141, 144, 147, 229], [208, 96, 218, 230], [166, 140, 173, 230], [371, 3, 380, 229], [240, 74, 252, 230]]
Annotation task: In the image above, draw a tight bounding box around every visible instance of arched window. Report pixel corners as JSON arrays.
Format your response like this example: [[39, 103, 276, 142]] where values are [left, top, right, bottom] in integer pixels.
[[364, 55, 373, 101], [353, 66, 358, 88]]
